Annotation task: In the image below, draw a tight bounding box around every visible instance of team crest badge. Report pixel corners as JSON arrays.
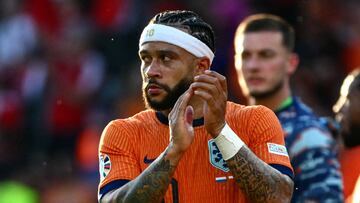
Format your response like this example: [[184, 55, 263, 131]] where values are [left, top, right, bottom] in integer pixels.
[[99, 154, 111, 181], [208, 139, 229, 172]]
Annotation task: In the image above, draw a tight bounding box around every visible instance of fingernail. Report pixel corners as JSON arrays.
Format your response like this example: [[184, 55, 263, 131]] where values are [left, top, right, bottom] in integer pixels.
[[205, 70, 211, 73]]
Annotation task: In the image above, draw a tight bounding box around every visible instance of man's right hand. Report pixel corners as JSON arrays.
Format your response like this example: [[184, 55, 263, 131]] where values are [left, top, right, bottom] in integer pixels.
[[168, 89, 195, 155]]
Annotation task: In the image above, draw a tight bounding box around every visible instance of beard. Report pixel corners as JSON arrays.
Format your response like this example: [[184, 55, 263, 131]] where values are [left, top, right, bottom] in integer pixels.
[[249, 79, 284, 100], [142, 77, 193, 111], [341, 124, 360, 148]]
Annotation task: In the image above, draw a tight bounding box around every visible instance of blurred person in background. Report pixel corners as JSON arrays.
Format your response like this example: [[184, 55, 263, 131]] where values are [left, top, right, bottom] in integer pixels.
[[333, 68, 360, 202], [98, 10, 294, 203], [0, 0, 39, 180], [234, 14, 343, 202]]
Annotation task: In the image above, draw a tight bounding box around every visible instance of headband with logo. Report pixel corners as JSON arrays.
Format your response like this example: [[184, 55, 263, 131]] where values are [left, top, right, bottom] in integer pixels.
[[139, 23, 214, 64]]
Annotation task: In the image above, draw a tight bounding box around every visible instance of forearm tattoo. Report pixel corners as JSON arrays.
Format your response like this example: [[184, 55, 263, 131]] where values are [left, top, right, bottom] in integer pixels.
[[130, 156, 175, 202], [227, 146, 292, 203], [107, 150, 176, 203]]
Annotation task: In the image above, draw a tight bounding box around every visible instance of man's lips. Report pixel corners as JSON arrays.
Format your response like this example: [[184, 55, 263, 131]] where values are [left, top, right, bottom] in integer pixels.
[[247, 77, 264, 86], [147, 84, 163, 95]]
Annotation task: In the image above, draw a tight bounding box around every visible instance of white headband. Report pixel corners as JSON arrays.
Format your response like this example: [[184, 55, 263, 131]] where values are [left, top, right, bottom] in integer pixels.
[[139, 23, 214, 64]]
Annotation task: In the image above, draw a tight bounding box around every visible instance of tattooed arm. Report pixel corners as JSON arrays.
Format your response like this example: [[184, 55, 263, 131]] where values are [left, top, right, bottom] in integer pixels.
[[192, 71, 293, 202], [100, 146, 181, 203], [227, 146, 293, 203], [101, 90, 195, 203]]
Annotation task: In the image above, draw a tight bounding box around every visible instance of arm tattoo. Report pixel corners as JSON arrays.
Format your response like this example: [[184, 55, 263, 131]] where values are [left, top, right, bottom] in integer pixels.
[[129, 154, 175, 202], [227, 146, 293, 203], [104, 150, 177, 203]]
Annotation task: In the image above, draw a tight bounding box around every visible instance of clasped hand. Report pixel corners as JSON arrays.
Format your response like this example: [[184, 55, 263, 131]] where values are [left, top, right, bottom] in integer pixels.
[[168, 70, 227, 154]]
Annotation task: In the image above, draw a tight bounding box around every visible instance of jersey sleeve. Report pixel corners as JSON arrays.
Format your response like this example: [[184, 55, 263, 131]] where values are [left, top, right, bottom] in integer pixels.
[[244, 106, 293, 171], [98, 120, 141, 199], [289, 127, 344, 202]]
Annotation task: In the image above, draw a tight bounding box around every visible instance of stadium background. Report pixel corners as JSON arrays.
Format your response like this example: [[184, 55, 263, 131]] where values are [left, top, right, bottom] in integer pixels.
[[0, 0, 358, 202]]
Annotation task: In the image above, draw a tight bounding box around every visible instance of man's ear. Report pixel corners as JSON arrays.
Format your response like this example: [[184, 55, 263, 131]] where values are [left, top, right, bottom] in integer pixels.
[[287, 53, 299, 74], [195, 57, 211, 75]]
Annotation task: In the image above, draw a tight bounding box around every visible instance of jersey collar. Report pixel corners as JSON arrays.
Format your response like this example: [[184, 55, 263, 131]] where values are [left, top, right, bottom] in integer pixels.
[[155, 111, 204, 127], [275, 96, 293, 112]]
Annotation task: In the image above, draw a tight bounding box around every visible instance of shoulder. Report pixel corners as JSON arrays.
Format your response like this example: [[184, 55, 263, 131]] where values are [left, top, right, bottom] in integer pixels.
[[226, 101, 278, 125], [287, 124, 335, 158], [282, 98, 332, 139], [226, 102, 282, 139], [226, 101, 275, 119], [105, 110, 154, 132], [293, 125, 333, 144], [282, 100, 336, 156], [99, 110, 156, 147]]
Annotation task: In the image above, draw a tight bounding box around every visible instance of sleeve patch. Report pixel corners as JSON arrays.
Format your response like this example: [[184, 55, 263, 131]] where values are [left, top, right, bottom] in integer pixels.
[[267, 143, 289, 157], [99, 154, 112, 181]]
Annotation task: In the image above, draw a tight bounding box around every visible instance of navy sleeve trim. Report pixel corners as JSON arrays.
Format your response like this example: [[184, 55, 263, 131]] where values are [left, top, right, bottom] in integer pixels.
[[269, 164, 294, 179], [98, 166, 292, 200], [99, 179, 130, 200]]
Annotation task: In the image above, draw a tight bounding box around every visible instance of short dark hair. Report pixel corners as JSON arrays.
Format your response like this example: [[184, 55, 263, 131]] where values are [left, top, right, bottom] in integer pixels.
[[149, 10, 215, 53], [236, 14, 295, 51]]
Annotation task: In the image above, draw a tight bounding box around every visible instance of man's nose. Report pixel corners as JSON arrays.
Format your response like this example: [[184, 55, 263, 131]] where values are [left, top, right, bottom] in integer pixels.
[[244, 57, 261, 71], [144, 60, 161, 78]]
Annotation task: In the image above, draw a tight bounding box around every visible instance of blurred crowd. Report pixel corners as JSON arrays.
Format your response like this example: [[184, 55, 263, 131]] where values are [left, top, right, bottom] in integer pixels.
[[0, 0, 359, 202]]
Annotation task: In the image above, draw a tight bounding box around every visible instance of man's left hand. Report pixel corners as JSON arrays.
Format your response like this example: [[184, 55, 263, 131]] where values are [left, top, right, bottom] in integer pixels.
[[191, 70, 227, 137]]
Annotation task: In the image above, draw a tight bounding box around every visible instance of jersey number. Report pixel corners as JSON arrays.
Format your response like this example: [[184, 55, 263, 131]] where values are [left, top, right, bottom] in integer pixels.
[[162, 178, 178, 203]]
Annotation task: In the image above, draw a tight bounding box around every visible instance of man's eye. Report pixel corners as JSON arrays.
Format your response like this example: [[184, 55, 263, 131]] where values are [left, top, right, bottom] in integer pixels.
[[260, 51, 275, 58], [141, 56, 151, 63], [241, 52, 250, 60], [161, 55, 171, 62]]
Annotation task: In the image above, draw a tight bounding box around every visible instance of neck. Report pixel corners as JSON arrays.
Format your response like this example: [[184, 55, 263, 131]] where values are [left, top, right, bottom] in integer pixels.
[[248, 86, 291, 111], [160, 95, 205, 119]]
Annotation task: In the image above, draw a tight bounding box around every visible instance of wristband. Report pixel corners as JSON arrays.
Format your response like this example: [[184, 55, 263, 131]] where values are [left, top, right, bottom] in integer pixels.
[[214, 123, 245, 160]]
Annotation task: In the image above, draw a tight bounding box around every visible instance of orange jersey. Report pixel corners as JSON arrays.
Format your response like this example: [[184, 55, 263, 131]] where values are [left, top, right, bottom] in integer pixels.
[[98, 102, 293, 202]]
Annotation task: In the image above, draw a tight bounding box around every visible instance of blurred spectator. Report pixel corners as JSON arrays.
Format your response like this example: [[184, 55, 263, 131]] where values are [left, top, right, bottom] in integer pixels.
[[0, 0, 38, 180], [75, 110, 107, 182], [91, 0, 133, 31], [44, 20, 105, 167], [234, 14, 343, 202], [0, 0, 37, 68], [333, 68, 360, 202]]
